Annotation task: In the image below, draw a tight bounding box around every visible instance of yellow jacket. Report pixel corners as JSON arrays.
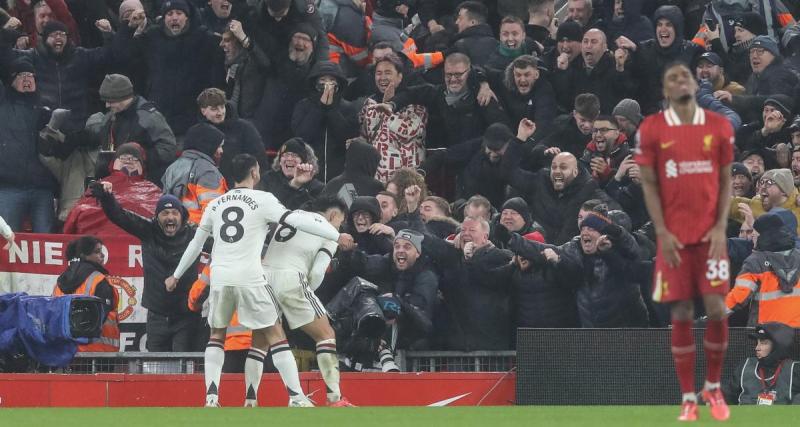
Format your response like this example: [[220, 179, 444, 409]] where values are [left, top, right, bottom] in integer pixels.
[[730, 190, 800, 234]]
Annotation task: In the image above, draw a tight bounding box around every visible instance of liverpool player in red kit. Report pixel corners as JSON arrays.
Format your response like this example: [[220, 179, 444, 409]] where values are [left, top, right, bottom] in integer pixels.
[[635, 63, 733, 422]]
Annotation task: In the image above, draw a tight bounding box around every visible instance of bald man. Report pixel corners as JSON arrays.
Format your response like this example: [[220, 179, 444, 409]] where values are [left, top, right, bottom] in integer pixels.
[[501, 148, 619, 244], [553, 28, 635, 114]]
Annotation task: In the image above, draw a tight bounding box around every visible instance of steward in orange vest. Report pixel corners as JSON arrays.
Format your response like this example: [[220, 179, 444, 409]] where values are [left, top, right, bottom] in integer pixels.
[[53, 236, 120, 352]]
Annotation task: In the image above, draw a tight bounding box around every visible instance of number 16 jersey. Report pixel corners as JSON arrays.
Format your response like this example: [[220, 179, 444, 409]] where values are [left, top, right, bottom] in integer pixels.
[[199, 188, 290, 288]]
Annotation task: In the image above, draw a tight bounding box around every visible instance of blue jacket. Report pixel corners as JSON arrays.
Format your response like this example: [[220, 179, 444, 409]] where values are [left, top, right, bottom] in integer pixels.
[[0, 86, 56, 190]]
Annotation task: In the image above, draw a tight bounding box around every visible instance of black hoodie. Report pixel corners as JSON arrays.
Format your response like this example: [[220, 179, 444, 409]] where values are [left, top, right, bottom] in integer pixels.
[[56, 260, 115, 311], [450, 23, 500, 67], [321, 140, 384, 200]]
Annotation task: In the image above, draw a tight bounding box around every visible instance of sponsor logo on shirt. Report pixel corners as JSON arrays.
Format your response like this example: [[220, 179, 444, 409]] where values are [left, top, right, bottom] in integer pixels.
[[664, 159, 713, 178]]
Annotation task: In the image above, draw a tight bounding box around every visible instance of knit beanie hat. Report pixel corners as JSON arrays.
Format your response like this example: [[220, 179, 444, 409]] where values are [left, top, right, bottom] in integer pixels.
[[501, 197, 531, 224], [483, 123, 514, 151], [612, 98, 644, 127], [99, 74, 134, 102], [184, 123, 225, 158], [291, 22, 318, 43], [556, 20, 582, 42], [750, 35, 781, 58], [580, 212, 612, 233], [42, 21, 69, 39], [762, 168, 795, 196], [155, 194, 187, 219], [115, 142, 146, 162], [733, 12, 768, 37], [731, 162, 752, 181], [9, 56, 34, 78], [161, 0, 191, 16], [764, 95, 794, 119], [279, 138, 308, 162], [395, 229, 424, 253]]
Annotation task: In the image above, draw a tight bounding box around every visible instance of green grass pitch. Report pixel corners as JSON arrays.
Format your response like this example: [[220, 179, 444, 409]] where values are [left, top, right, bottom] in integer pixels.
[[6, 406, 796, 427]]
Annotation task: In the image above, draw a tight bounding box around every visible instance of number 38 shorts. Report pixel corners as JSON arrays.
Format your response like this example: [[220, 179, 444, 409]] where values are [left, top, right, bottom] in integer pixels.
[[652, 242, 730, 303], [264, 269, 327, 330], [207, 285, 280, 330]]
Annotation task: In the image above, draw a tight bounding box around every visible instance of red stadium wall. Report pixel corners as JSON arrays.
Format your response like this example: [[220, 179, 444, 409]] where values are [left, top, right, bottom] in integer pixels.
[[0, 372, 515, 407]]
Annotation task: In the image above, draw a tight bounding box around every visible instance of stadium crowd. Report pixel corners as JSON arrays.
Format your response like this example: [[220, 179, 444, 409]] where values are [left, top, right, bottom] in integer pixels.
[[1, 0, 800, 373]]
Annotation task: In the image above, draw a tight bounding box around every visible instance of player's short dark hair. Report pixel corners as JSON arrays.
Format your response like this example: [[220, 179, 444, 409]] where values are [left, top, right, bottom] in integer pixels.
[[66, 236, 103, 260], [594, 115, 619, 128], [500, 16, 525, 31], [313, 195, 348, 217], [267, 0, 291, 11], [457, 1, 488, 23], [574, 93, 600, 120], [662, 61, 694, 84], [230, 154, 258, 183], [581, 199, 608, 216]]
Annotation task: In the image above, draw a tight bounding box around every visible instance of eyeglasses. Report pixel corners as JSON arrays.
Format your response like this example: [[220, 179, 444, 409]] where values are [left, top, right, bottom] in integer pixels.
[[444, 69, 469, 81], [759, 178, 776, 187], [592, 127, 618, 134], [48, 31, 67, 39], [117, 155, 141, 163]]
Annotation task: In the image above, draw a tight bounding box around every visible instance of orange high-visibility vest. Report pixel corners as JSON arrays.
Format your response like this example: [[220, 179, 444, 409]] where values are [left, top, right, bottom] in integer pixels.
[[189, 265, 252, 351], [53, 271, 120, 352], [328, 16, 373, 67], [183, 179, 228, 225], [727, 269, 800, 327]]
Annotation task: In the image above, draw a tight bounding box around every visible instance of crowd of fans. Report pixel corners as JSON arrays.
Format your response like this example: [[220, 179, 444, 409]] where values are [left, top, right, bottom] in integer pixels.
[[2, 0, 800, 363]]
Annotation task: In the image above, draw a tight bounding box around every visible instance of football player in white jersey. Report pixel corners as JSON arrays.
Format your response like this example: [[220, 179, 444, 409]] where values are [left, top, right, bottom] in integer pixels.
[[167, 154, 353, 408], [262, 194, 355, 407]]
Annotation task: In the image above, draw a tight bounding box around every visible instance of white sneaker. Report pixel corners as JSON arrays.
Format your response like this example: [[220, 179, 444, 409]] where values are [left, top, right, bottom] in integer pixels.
[[244, 399, 258, 408], [205, 395, 220, 407], [288, 398, 315, 407]]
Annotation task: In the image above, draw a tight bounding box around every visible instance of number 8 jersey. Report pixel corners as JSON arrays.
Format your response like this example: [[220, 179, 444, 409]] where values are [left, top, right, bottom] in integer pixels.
[[192, 188, 339, 288]]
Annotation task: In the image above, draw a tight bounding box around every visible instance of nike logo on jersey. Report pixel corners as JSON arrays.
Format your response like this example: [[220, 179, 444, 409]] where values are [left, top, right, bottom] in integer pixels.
[[660, 140, 675, 149], [710, 279, 725, 288]]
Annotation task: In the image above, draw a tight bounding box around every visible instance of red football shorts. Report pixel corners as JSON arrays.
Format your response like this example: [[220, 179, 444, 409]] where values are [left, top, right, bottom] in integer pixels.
[[652, 242, 730, 303]]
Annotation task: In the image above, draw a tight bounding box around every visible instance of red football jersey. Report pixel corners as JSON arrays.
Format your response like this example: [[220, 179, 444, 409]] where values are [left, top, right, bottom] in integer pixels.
[[634, 107, 734, 245]]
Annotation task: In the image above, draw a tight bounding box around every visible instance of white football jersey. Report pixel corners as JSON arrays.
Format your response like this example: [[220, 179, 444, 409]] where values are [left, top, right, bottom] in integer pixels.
[[199, 188, 289, 287], [262, 211, 338, 274]]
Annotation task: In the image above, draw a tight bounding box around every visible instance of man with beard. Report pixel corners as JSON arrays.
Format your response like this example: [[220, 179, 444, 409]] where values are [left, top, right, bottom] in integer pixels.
[[343, 229, 438, 350], [254, 24, 318, 150], [723, 323, 800, 404], [489, 54, 556, 132], [615, 5, 704, 114], [612, 98, 643, 139], [694, 52, 744, 96], [243, 0, 329, 59], [730, 168, 800, 234], [544, 19, 582, 78], [196, 88, 268, 187], [116, 1, 224, 138], [0, 57, 57, 233], [162, 123, 228, 224], [486, 16, 539, 73], [742, 150, 766, 182], [258, 138, 323, 210], [93, 186, 204, 352], [501, 147, 619, 245], [7, 0, 81, 48], [1, 19, 118, 132], [218, 22, 270, 121], [730, 162, 755, 199], [579, 115, 630, 186], [555, 28, 634, 115]]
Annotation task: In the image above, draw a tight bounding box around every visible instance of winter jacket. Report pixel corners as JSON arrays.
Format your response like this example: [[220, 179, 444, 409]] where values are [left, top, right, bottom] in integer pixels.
[[450, 23, 500, 67], [485, 40, 541, 75], [0, 86, 56, 191], [731, 60, 800, 124], [8, 0, 81, 48], [502, 142, 621, 245], [579, 134, 631, 186], [321, 139, 384, 200], [242, 0, 329, 60], [627, 6, 704, 114], [422, 235, 514, 351], [492, 69, 557, 132], [64, 170, 161, 236], [114, 18, 225, 135], [84, 96, 177, 184], [38, 145, 98, 222], [95, 189, 198, 316], [253, 55, 313, 150], [736, 124, 792, 169], [498, 233, 580, 328], [392, 80, 510, 149], [1, 35, 115, 132], [206, 110, 268, 187], [604, 0, 653, 44], [729, 191, 800, 235], [558, 227, 649, 327], [162, 150, 228, 224], [348, 250, 438, 349], [319, 0, 370, 66], [539, 114, 593, 158], [605, 178, 649, 231], [224, 42, 270, 120], [292, 61, 360, 180], [697, 79, 742, 131], [553, 51, 636, 115], [258, 169, 323, 211], [360, 97, 427, 183]]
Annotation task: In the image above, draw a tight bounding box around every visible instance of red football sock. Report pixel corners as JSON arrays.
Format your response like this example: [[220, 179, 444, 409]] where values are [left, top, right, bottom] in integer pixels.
[[671, 319, 696, 395], [703, 318, 728, 385]]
